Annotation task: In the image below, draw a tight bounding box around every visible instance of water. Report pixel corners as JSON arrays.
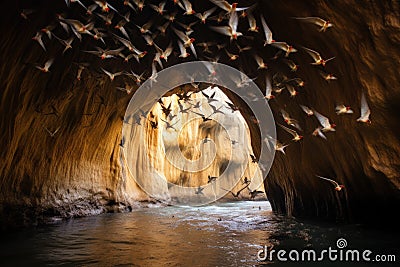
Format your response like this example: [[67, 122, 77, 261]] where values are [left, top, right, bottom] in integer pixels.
[[0, 201, 398, 266]]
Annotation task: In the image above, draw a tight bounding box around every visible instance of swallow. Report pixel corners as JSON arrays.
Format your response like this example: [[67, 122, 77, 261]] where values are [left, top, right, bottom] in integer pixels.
[[208, 175, 218, 183], [210, 103, 224, 115], [178, 40, 190, 58], [335, 104, 353, 115], [210, 0, 252, 12], [300, 105, 314, 116], [286, 84, 298, 97], [313, 110, 336, 132], [179, 0, 195, 15], [275, 140, 289, 154], [294, 17, 333, 32], [357, 92, 371, 123], [75, 62, 89, 81], [312, 127, 327, 140], [210, 11, 242, 40], [53, 35, 74, 54], [191, 111, 213, 122], [44, 126, 61, 137], [225, 49, 239, 61], [250, 154, 257, 163], [173, 27, 197, 57], [316, 175, 344, 191], [202, 91, 218, 103], [94, 1, 118, 13], [225, 101, 239, 112], [132, 0, 145, 11], [32, 32, 47, 51], [264, 76, 274, 100], [149, 1, 166, 15], [280, 109, 302, 130], [261, 15, 275, 45], [247, 12, 258, 32], [96, 11, 114, 25], [36, 58, 54, 73], [178, 101, 191, 114], [160, 118, 178, 130], [221, 183, 250, 198], [194, 186, 204, 195], [41, 24, 56, 39], [243, 177, 251, 185], [254, 55, 267, 69], [155, 42, 173, 61], [196, 7, 217, 23], [65, 0, 87, 10], [84, 47, 124, 60], [283, 59, 298, 72], [20, 9, 36, 20], [248, 188, 265, 200], [278, 123, 303, 141], [160, 101, 172, 117], [271, 42, 297, 57], [101, 68, 123, 81], [319, 70, 337, 81], [303, 47, 335, 67], [114, 19, 130, 39], [117, 83, 135, 94]]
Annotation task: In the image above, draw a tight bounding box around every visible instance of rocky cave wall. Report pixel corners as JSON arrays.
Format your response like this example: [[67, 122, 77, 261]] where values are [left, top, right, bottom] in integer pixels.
[[1, 0, 400, 227]]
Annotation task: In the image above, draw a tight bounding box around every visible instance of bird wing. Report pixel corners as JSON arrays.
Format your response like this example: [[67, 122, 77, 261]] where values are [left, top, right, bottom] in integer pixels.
[[313, 110, 331, 128], [278, 123, 297, 138], [316, 175, 339, 187], [360, 92, 370, 118], [300, 105, 312, 115], [260, 15, 273, 43], [303, 47, 321, 62]]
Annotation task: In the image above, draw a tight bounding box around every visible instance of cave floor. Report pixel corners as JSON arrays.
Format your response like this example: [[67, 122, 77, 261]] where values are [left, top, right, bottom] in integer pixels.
[[0, 201, 398, 266]]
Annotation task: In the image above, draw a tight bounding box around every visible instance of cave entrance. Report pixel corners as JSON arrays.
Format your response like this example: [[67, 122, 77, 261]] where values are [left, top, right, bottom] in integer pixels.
[[123, 85, 266, 206]]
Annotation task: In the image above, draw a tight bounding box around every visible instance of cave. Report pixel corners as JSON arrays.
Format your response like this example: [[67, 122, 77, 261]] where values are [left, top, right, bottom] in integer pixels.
[[1, 0, 399, 265]]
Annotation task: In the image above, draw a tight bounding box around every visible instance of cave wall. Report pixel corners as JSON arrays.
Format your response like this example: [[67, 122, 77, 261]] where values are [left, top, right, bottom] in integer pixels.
[[1, 0, 400, 226]]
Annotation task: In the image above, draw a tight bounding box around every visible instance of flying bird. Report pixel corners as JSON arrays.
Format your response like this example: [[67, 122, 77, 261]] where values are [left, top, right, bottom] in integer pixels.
[[357, 92, 371, 123], [278, 123, 303, 142], [316, 175, 344, 191], [303, 47, 335, 67], [335, 104, 354, 115], [271, 42, 297, 57], [261, 15, 275, 45], [313, 110, 336, 132], [36, 58, 54, 73], [300, 105, 314, 116], [294, 17, 333, 32]]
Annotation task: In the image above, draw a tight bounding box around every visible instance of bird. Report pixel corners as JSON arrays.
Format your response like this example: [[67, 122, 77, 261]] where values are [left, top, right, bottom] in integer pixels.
[[286, 84, 298, 97], [319, 70, 337, 81], [93, 1, 118, 13], [294, 17, 333, 32], [278, 123, 303, 142], [275, 141, 289, 154], [221, 183, 250, 198], [202, 91, 218, 103], [208, 175, 218, 183], [300, 105, 314, 116], [36, 58, 54, 73], [117, 83, 135, 94], [250, 154, 257, 163], [20, 9, 36, 20], [283, 59, 299, 72], [335, 104, 354, 115], [32, 32, 46, 51], [242, 177, 251, 185], [271, 42, 297, 57], [53, 35, 74, 54], [160, 118, 178, 131], [179, 0, 195, 15], [195, 7, 216, 23], [247, 12, 258, 32], [313, 110, 336, 132], [195, 186, 204, 195], [149, 1, 166, 15], [357, 92, 371, 123], [302, 47, 335, 67], [210, 0, 252, 13], [254, 55, 268, 69], [191, 111, 213, 122], [248, 188, 265, 200], [159, 101, 172, 117], [280, 109, 302, 130], [209, 103, 224, 115], [101, 68, 123, 81], [264, 76, 274, 100], [312, 127, 327, 140], [210, 11, 242, 40], [172, 27, 196, 56], [261, 15, 275, 45], [44, 126, 61, 137], [316, 175, 344, 191], [178, 40, 190, 58]]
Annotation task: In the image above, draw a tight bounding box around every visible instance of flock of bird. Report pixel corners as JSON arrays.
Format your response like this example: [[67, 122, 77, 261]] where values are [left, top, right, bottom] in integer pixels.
[[22, 0, 372, 196]]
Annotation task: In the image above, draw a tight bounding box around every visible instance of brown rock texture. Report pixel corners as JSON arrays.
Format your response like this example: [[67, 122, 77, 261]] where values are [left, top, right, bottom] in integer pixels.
[[1, 0, 399, 227]]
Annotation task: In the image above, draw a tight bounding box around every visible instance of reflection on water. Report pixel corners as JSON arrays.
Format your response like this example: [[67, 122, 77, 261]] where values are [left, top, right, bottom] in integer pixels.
[[0, 201, 398, 266]]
